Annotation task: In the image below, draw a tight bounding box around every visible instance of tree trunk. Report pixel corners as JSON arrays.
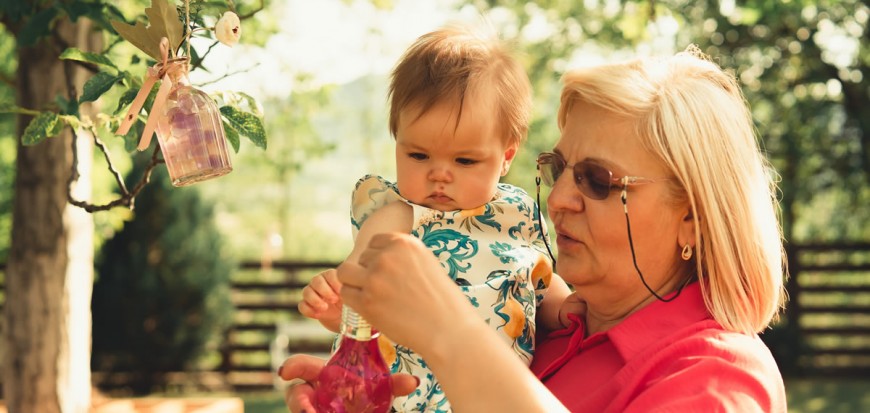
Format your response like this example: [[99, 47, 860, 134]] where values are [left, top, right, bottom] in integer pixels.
[[3, 18, 95, 413]]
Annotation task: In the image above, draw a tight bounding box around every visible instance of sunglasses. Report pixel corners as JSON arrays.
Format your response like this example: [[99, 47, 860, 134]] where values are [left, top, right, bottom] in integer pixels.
[[536, 152, 664, 200]]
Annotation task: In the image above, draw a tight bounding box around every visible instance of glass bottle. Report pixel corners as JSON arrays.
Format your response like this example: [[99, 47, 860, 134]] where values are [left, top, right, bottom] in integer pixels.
[[156, 59, 233, 187], [313, 306, 393, 413]]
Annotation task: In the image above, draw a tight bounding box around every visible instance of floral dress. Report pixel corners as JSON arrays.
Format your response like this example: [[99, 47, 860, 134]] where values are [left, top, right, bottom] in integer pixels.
[[348, 174, 553, 413]]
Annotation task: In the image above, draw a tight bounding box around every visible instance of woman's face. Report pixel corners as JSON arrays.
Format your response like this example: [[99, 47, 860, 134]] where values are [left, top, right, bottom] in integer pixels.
[[547, 101, 687, 303]]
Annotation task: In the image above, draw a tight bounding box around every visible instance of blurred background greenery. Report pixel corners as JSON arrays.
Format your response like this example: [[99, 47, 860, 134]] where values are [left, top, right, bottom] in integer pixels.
[[1, 0, 868, 411]]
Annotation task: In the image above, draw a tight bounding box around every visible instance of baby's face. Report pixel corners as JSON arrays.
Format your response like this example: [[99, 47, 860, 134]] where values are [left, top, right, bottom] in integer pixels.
[[394, 98, 517, 212]]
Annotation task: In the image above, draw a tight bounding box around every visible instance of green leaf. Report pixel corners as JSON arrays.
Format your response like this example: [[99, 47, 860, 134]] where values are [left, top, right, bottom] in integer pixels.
[[80, 72, 124, 104], [115, 87, 140, 115], [123, 120, 144, 152], [222, 120, 241, 153], [60, 48, 118, 71], [110, 0, 184, 60], [216, 91, 262, 117], [55, 95, 79, 116], [21, 112, 60, 146], [18, 7, 59, 47], [59, 1, 93, 22], [220, 106, 267, 150]]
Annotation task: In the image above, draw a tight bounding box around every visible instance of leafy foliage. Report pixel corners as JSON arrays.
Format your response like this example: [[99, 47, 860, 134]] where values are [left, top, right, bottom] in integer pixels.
[[220, 105, 266, 150], [3, 0, 267, 193]]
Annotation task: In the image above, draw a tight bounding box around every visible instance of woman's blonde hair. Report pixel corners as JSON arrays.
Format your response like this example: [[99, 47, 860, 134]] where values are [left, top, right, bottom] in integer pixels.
[[388, 23, 532, 146], [558, 46, 786, 334]]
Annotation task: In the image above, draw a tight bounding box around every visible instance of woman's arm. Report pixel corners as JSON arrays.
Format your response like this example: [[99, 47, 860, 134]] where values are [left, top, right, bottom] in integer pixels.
[[338, 233, 569, 413]]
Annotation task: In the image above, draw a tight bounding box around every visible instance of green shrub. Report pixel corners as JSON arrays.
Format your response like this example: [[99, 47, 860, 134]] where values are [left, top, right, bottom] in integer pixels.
[[92, 165, 234, 394]]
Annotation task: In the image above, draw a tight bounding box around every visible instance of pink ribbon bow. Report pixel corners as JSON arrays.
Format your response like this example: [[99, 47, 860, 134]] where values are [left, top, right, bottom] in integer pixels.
[[115, 37, 187, 151]]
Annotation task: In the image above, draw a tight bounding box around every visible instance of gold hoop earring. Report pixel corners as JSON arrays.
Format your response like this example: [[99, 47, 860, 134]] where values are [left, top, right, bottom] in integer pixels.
[[681, 244, 693, 261]]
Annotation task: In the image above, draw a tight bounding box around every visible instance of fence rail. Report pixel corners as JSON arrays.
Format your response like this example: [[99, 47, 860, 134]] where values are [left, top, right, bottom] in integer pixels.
[[1, 242, 869, 391], [785, 242, 870, 377]]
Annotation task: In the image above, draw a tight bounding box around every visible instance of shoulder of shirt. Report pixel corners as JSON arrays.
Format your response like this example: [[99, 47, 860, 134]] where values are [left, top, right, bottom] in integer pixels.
[[660, 321, 779, 367]]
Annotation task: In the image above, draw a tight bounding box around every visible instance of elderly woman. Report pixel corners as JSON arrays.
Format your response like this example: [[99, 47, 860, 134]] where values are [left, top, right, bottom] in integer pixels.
[[279, 46, 788, 412]]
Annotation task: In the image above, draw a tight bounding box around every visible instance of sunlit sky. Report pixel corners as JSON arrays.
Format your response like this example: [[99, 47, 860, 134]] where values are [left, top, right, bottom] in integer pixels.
[[191, 0, 465, 99]]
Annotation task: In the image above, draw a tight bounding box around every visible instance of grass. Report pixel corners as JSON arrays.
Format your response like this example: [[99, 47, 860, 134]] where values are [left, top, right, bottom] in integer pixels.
[[784, 378, 870, 413], [242, 392, 286, 413], [241, 379, 870, 413]]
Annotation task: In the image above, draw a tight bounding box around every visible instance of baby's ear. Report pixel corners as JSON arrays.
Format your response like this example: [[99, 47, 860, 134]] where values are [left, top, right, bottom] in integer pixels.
[[501, 143, 519, 176], [503, 142, 518, 162]]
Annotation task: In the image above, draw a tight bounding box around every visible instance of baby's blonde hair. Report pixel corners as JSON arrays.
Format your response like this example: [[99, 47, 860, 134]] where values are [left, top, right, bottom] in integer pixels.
[[558, 46, 786, 334], [388, 23, 532, 146]]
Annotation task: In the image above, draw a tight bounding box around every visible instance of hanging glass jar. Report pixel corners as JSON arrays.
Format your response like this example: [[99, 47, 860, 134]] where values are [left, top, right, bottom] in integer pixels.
[[155, 58, 233, 187]]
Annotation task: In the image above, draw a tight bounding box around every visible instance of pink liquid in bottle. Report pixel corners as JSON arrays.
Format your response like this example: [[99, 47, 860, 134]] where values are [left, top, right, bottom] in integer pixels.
[[313, 307, 393, 413]]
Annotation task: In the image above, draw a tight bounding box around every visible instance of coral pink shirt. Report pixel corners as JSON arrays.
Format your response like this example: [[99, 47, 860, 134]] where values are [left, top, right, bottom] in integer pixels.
[[530, 283, 786, 412]]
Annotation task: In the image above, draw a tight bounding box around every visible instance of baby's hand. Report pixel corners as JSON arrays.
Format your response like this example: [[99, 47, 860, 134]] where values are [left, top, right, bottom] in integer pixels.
[[299, 269, 343, 332]]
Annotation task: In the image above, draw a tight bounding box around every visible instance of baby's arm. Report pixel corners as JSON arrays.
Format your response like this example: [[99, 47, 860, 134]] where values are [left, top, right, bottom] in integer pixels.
[[346, 201, 414, 264], [535, 274, 576, 332], [299, 201, 413, 332]]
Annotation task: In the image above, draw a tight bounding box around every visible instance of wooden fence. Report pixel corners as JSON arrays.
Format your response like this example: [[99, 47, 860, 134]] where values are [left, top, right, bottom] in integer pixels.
[[216, 261, 338, 392], [0, 242, 869, 392], [784, 243, 870, 376]]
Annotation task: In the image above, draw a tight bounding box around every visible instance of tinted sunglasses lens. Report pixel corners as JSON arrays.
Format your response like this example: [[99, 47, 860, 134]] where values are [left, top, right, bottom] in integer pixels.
[[576, 162, 612, 200], [537, 154, 563, 187]]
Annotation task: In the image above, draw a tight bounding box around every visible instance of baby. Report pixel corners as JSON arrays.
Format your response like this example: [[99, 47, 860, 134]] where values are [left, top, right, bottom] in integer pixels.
[[300, 23, 571, 412]]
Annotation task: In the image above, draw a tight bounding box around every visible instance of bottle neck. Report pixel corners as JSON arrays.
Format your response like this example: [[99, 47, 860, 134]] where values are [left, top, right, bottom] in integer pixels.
[[340, 306, 379, 341], [164, 60, 190, 86]]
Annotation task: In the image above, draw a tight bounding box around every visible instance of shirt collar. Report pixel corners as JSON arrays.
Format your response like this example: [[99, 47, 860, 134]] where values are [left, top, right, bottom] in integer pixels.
[[604, 282, 712, 361]]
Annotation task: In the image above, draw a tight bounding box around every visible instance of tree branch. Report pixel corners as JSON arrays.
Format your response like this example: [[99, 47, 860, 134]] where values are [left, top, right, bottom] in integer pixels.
[[197, 62, 260, 87], [190, 40, 221, 72], [238, 0, 265, 20], [67, 123, 165, 213], [59, 37, 165, 214]]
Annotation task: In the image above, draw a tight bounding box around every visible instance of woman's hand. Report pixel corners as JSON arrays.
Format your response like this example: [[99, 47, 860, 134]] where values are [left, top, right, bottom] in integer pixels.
[[277, 354, 419, 413], [337, 232, 479, 355]]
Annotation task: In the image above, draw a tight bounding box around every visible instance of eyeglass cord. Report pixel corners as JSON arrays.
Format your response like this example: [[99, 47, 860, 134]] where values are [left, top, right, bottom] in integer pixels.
[[621, 188, 688, 302], [535, 176, 558, 272]]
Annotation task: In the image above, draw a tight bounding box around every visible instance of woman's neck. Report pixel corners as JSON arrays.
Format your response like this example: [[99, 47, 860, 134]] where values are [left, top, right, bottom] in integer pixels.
[[583, 293, 658, 335], [581, 274, 688, 335]]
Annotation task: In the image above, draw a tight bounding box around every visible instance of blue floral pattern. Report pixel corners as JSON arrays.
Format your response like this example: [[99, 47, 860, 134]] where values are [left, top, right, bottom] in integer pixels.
[[349, 175, 553, 413]]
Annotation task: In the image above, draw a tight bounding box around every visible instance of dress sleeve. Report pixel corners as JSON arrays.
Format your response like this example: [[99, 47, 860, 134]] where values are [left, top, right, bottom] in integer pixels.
[[349, 175, 404, 240]]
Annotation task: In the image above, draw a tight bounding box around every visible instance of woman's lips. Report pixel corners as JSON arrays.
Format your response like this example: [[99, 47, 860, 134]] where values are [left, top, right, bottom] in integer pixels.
[[554, 225, 582, 248]]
